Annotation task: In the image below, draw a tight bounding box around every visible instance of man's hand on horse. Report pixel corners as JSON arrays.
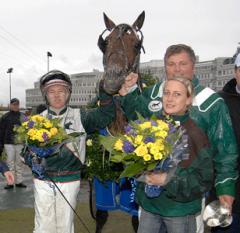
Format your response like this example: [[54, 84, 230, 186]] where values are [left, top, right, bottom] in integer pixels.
[[119, 72, 138, 96]]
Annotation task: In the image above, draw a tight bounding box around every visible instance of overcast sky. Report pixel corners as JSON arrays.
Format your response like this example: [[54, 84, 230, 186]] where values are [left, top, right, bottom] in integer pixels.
[[0, 0, 239, 107]]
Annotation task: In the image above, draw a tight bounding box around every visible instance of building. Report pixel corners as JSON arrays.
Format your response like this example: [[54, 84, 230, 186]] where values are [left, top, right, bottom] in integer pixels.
[[26, 48, 239, 108], [25, 69, 102, 109], [139, 57, 235, 92]]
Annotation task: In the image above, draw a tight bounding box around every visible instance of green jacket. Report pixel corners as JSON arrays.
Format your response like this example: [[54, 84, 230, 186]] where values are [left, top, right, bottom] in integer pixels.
[[121, 76, 238, 197], [137, 114, 214, 216]]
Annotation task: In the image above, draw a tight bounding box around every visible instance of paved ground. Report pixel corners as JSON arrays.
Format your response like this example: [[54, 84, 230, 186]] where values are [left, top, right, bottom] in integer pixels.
[[0, 166, 211, 233], [0, 165, 90, 210]]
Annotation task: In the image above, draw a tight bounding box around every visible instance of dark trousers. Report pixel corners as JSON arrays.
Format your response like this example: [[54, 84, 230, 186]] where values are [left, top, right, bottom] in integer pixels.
[[211, 214, 240, 233]]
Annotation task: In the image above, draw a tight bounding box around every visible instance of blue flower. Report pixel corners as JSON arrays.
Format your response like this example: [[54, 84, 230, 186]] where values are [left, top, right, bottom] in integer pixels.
[[42, 132, 49, 142], [144, 137, 155, 144], [28, 120, 35, 128], [168, 123, 177, 134], [124, 125, 133, 134], [123, 141, 135, 153], [150, 120, 157, 126], [23, 115, 29, 122]]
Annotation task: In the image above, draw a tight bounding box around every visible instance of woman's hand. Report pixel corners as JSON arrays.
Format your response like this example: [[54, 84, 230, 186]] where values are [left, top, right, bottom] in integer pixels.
[[146, 172, 168, 186]]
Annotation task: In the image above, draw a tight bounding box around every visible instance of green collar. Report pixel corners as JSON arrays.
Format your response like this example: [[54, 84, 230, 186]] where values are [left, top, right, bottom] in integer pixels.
[[171, 112, 189, 123], [192, 75, 199, 88]]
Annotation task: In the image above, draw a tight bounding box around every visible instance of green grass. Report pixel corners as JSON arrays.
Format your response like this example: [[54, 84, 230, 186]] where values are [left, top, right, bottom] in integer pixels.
[[0, 203, 135, 233]]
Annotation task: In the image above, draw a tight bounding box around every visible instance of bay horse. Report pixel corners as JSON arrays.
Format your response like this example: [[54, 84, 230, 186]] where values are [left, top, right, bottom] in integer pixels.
[[89, 11, 145, 233], [98, 11, 145, 95]]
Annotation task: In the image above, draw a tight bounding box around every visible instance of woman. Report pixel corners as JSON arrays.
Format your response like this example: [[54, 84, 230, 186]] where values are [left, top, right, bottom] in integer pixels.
[[137, 77, 214, 233]]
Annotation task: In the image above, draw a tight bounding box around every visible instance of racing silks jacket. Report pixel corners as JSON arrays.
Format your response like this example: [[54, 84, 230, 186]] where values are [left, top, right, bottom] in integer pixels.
[[120, 76, 238, 197]]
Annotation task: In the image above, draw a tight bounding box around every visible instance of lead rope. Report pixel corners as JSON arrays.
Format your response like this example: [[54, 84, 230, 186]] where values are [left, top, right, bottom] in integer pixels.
[[46, 174, 92, 233]]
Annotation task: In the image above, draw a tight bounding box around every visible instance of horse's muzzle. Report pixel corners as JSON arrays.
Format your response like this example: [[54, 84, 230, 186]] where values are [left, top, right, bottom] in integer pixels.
[[103, 72, 126, 95]]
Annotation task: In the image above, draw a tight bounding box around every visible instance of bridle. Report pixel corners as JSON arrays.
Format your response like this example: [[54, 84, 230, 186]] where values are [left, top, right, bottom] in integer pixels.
[[98, 23, 145, 76]]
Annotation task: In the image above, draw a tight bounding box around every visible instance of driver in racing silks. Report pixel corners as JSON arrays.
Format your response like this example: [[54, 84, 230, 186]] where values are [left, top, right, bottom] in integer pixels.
[[22, 70, 115, 233]]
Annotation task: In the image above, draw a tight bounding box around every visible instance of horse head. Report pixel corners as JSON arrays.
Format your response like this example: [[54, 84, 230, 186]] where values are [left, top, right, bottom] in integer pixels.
[[98, 11, 145, 94]]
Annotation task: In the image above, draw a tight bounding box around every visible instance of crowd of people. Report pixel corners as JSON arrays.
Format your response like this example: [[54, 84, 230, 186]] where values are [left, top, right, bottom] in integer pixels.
[[0, 44, 239, 233]]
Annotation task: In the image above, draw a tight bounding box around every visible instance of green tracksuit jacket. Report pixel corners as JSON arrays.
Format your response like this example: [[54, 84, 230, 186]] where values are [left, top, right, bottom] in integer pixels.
[[120, 76, 238, 197]]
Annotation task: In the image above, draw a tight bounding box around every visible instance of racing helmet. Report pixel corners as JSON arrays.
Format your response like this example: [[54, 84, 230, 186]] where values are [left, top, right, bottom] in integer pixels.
[[39, 70, 72, 104]]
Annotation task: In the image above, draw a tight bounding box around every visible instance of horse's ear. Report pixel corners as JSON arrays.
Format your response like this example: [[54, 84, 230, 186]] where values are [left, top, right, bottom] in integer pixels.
[[132, 11, 145, 31], [103, 12, 116, 31]]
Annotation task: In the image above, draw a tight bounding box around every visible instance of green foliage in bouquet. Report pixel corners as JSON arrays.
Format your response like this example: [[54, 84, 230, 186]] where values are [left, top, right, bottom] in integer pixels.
[[85, 133, 122, 183]]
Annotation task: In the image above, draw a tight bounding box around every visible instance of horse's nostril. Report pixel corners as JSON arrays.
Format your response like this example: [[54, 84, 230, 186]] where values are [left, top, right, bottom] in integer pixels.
[[103, 80, 121, 95]]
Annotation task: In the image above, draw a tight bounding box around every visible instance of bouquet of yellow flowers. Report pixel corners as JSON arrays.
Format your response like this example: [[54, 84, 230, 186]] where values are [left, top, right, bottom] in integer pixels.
[[15, 114, 81, 179], [15, 114, 78, 157], [100, 114, 188, 197]]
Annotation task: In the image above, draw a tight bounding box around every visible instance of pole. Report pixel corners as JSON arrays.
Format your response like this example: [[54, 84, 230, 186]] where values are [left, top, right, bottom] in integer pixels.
[[7, 68, 13, 105], [47, 55, 49, 72], [47, 51, 52, 72], [9, 72, 11, 103]]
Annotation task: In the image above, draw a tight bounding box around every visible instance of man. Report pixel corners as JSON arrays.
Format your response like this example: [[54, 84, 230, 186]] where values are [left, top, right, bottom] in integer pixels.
[[0, 98, 27, 189], [23, 70, 115, 233], [212, 53, 240, 232], [119, 44, 238, 233]]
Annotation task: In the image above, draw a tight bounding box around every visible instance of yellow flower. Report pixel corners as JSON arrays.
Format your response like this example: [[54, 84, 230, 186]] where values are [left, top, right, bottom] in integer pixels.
[[50, 127, 58, 136], [134, 144, 148, 157], [114, 139, 124, 151], [44, 120, 53, 129], [27, 128, 37, 137], [149, 144, 160, 155], [155, 130, 168, 138], [143, 154, 151, 161], [31, 115, 45, 123], [153, 152, 163, 160], [134, 135, 143, 145], [139, 121, 152, 130], [155, 140, 165, 151], [86, 139, 93, 146], [156, 120, 169, 131]]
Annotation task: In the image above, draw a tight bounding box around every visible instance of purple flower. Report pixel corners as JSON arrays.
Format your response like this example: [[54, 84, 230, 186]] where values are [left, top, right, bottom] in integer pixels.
[[47, 114, 52, 119], [134, 119, 142, 124], [168, 123, 177, 134], [22, 115, 29, 122], [124, 125, 133, 134], [150, 120, 157, 126], [42, 132, 49, 142], [28, 120, 35, 128], [123, 141, 135, 153], [144, 137, 155, 144]]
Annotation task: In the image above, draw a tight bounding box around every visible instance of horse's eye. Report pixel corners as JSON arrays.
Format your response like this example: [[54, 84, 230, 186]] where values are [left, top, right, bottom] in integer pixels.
[[135, 41, 142, 51]]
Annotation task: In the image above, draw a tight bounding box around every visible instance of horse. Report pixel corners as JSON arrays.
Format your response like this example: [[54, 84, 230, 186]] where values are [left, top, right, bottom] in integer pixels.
[[98, 11, 145, 95], [89, 12, 146, 233]]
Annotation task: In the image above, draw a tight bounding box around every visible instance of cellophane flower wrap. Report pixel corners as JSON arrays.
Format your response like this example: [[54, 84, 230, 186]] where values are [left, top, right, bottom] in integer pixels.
[[99, 113, 189, 198]]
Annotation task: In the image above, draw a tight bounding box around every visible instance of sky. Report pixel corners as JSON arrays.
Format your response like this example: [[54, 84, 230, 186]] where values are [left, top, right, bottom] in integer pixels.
[[0, 0, 239, 107]]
